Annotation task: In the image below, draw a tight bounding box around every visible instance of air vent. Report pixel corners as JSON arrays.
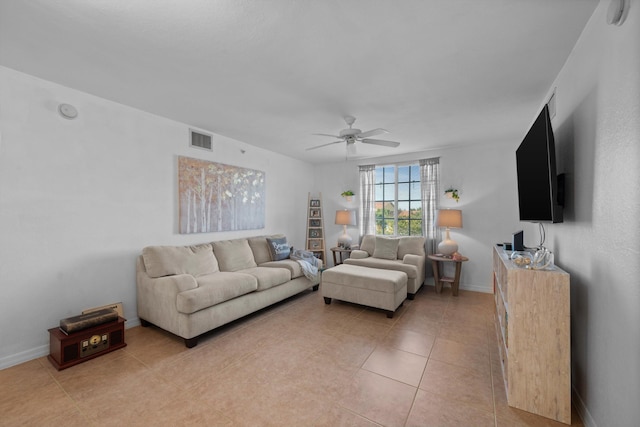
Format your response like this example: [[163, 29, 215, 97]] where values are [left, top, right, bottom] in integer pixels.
[[190, 129, 213, 151]]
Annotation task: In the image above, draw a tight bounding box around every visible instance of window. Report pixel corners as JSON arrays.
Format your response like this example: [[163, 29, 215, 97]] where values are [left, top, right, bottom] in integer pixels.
[[375, 164, 422, 236]]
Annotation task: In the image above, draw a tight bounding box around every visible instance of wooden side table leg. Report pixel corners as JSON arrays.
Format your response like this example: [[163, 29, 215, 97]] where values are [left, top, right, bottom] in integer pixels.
[[452, 262, 462, 296], [432, 260, 442, 293]]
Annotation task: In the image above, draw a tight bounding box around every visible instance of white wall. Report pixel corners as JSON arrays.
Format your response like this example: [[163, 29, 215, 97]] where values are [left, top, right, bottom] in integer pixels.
[[314, 140, 522, 293], [519, 2, 640, 425], [0, 66, 314, 369]]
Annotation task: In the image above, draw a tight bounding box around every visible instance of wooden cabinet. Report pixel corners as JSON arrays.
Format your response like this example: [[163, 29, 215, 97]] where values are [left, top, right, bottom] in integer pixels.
[[306, 193, 326, 263], [493, 245, 571, 424]]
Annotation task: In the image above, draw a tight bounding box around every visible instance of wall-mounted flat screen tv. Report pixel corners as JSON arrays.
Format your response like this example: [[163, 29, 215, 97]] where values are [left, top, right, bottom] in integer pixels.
[[515, 105, 564, 223]]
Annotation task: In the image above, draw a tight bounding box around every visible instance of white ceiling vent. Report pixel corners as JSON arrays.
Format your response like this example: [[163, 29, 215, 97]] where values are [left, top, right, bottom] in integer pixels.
[[189, 129, 212, 151]]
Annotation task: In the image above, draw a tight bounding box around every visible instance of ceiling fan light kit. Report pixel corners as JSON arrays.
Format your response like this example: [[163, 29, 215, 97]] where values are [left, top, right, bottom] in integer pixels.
[[307, 116, 401, 153]]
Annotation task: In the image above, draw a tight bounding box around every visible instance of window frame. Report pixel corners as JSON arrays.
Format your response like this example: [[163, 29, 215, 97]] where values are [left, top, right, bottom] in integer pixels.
[[374, 162, 422, 236]]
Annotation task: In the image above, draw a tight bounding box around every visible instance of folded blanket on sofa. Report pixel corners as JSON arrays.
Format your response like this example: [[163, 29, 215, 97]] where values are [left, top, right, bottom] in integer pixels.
[[290, 249, 320, 284]]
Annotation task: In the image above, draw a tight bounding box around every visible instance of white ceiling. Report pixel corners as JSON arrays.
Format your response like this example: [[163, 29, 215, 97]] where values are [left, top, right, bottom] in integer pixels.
[[0, 0, 598, 164]]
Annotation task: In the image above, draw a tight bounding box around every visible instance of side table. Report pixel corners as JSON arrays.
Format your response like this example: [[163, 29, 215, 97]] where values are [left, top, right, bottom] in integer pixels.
[[330, 247, 352, 265], [428, 254, 469, 296]]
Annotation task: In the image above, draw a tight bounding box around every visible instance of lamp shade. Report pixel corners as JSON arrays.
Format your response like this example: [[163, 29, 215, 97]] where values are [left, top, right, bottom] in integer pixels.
[[436, 209, 463, 229], [335, 210, 356, 226]]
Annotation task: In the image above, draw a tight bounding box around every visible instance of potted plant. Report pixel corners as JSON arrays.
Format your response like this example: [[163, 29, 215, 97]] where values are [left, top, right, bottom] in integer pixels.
[[444, 188, 460, 202], [341, 190, 355, 202]]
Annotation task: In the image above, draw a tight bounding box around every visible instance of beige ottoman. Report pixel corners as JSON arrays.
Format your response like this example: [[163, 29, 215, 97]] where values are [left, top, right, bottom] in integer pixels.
[[321, 264, 407, 318]]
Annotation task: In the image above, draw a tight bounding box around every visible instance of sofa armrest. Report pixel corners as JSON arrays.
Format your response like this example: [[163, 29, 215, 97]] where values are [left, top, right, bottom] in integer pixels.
[[403, 254, 426, 284], [141, 273, 198, 295], [350, 249, 369, 259], [136, 264, 198, 330]]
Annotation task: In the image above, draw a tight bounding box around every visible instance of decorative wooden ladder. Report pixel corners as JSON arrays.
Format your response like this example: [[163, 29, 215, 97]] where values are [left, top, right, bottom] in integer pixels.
[[306, 192, 326, 263]]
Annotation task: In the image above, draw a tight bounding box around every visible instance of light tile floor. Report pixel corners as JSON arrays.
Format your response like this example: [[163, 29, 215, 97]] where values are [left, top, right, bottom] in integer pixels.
[[0, 285, 584, 426]]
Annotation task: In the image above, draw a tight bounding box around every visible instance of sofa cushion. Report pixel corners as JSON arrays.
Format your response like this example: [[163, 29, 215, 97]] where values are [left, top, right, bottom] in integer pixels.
[[266, 236, 290, 261], [322, 264, 407, 293], [343, 257, 418, 279], [360, 235, 376, 256], [248, 235, 285, 265], [397, 236, 426, 259], [238, 267, 291, 291], [176, 272, 258, 314], [212, 239, 257, 272], [372, 237, 400, 260], [260, 259, 304, 279], [142, 244, 218, 278]]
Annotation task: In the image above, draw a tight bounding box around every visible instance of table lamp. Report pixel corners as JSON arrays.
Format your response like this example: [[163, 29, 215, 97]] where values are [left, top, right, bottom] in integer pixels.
[[436, 209, 463, 256], [335, 209, 356, 248]]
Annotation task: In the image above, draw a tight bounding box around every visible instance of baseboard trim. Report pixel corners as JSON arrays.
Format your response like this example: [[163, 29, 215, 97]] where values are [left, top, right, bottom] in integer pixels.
[[0, 317, 141, 371], [424, 277, 492, 294], [573, 385, 597, 427], [0, 345, 49, 370], [125, 317, 141, 328], [459, 283, 493, 293]]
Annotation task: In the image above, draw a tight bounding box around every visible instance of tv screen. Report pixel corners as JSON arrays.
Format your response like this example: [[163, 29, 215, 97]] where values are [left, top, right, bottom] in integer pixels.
[[515, 105, 563, 223]]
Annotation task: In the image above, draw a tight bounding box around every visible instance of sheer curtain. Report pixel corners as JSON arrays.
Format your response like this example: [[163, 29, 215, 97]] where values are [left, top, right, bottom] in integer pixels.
[[359, 165, 376, 238], [420, 158, 440, 266]]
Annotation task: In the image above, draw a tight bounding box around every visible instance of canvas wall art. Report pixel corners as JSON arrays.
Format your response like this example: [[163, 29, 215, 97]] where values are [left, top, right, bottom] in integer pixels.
[[178, 156, 265, 233]]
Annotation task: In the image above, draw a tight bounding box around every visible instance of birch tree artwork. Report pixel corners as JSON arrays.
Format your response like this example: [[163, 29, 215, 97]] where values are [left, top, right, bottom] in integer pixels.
[[178, 156, 265, 233]]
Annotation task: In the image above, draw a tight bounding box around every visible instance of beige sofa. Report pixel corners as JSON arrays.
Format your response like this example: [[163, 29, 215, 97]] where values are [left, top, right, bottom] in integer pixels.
[[343, 235, 426, 299], [136, 235, 321, 348]]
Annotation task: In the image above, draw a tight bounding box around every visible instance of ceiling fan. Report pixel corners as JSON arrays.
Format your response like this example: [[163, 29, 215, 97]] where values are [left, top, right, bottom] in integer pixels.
[[307, 115, 400, 154]]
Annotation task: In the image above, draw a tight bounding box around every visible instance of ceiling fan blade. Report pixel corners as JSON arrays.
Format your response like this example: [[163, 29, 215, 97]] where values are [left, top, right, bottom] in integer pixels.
[[361, 138, 400, 148], [312, 133, 342, 138], [306, 140, 343, 151], [357, 128, 389, 139]]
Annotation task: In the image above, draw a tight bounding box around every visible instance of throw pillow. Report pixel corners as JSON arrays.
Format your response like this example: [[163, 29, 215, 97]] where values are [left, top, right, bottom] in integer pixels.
[[142, 244, 218, 278], [397, 236, 426, 259], [359, 235, 376, 255], [247, 237, 272, 264], [372, 236, 400, 260], [266, 237, 290, 261], [212, 239, 257, 272]]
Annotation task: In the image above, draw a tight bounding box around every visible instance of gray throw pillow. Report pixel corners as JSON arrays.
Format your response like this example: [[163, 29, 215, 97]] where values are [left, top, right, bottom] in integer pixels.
[[266, 237, 290, 261]]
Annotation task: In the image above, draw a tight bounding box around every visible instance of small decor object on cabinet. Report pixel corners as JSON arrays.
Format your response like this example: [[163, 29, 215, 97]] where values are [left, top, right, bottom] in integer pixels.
[[510, 251, 532, 268], [444, 188, 460, 202], [306, 193, 326, 263]]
